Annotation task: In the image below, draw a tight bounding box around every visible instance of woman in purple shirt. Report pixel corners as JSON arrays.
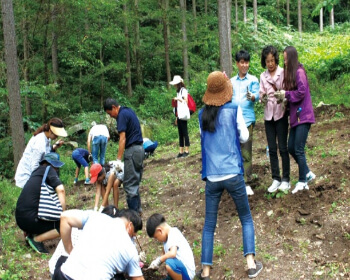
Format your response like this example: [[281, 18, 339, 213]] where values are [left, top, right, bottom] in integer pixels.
[[275, 46, 316, 194], [259, 46, 290, 193]]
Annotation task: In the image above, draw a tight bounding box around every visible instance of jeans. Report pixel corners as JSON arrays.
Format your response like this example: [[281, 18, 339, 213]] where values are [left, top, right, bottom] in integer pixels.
[[240, 124, 253, 183], [92, 135, 108, 165], [177, 119, 190, 147], [201, 175, 255, 265], [288, 123, 311, 182], [124, 144, 144, 213], [265, 115, 290, 182], [72, 149, 89, 168]]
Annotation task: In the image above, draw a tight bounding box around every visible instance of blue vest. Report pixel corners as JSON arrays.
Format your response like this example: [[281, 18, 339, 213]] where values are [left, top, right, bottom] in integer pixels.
[[199, 103, 244, 180]]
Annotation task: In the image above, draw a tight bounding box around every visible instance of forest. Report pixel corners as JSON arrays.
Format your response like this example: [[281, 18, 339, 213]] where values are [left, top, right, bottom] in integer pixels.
[[0, 0, 350, 279]]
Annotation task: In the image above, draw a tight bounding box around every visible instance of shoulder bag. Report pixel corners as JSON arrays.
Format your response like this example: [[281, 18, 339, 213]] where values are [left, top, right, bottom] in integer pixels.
[[177, 88, 190, 121], [38, 166, 63, 221]]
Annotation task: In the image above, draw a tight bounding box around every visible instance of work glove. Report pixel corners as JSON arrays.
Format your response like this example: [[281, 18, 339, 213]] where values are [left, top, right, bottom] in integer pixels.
[[246, 90, 254, 101], [274, 90, 285, 104], [109, 160, 124, 173], [149, 256, 162, 270], [261, 94, 268, 106], [139, 251, 146, 262], [281, 98, 288, 111], [98, 205, 105, 213]]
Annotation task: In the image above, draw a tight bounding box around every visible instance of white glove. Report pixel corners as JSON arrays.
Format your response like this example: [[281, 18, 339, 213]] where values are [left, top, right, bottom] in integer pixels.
[[149, 256, 162, 270], [274, 90, 285, 104], [139, 251, 146, 262], [261, 94, 268, 106], [98, 205, 105, 213], [246, 90, 254, 101], [109, 160, 124, 173], [94, 206, 98, 211]]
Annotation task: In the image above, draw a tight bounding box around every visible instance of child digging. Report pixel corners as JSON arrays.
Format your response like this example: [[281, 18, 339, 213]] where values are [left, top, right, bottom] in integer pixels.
[[146, 213, 195, 280]]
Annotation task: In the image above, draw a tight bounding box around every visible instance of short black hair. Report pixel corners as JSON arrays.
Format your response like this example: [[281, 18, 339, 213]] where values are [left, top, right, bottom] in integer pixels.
[[146, 213, 166, 237], [102, 205, 119, 218], [261, 45, 279, 68], [235, 50, 250, 62], [119, 209, 143, 232], [103, 98, 119, 111]]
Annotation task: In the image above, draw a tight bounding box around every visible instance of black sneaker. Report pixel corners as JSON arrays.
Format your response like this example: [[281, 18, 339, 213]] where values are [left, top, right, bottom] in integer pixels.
[[176, 153, 184, 158], [195, 270, 211, 280], [248, 261, 263, 278], [183, 152, 189, 157], [26, 236, 48, 254]]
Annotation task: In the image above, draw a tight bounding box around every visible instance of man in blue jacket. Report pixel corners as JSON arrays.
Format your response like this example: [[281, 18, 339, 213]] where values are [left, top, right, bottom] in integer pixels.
[[231, 50, 260, 196]]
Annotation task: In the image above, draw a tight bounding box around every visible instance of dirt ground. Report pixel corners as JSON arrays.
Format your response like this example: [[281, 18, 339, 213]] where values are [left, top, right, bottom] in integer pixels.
[[24, 105, 350, 279]]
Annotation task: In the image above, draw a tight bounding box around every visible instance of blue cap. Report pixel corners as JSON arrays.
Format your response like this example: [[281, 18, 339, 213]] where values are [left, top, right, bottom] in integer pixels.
[[40, 152, 65, 168]]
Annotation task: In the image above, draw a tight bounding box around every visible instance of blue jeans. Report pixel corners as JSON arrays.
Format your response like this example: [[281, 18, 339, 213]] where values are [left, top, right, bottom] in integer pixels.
[[288, 123, 311, 182], [92, 135, 108, 165], [201, 175, 255, 265], [72, 149, 89, 168], [165, 258, 190, 280]]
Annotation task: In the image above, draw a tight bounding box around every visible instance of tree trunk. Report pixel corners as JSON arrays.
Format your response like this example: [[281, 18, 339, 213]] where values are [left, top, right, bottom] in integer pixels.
[[320, 7, 323, 32], [42, 0, 50, 121], [180, 0, 189, 83], [123, 3, 132, 97], [22, 4, 32, 116], [243, 0, 247, 24], [298, 0, 302, 36], [253, 0, 257, 32], [1, 0, 26, 170], [205, 0, 207, 15], [134, 0, 142, 85], [286, 0, 290, 26], [192, 0, 197, 34], [99, 35, 105, 108], [218, 0, 232, 77], [277, 0, 280, 24], [160, 0, 171, 88], [235, 0, 238, 32], [51, 3, 59, 84], [330, 6, 334, 29]]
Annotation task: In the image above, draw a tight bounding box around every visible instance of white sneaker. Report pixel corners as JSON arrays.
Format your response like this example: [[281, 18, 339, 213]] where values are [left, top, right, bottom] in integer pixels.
[[292, 182, 309, 194], [278, 181, 291, 192], [246, 185, 254, 196], [268, 180, 281, 193], [306, 171, 316, 182]]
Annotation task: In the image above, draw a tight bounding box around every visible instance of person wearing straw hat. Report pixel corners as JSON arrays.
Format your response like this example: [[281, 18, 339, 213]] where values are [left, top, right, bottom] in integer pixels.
[[197, 71, 263, 279], [170, 75, 190, 158], [15, 117, 68, 188], [231, 50, 260, 196], [15, 152, 66, 254]]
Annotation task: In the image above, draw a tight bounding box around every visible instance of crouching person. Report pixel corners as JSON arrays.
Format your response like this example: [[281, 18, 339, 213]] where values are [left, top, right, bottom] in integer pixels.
[[53, 208, 144, 280], [146, 213, 195, 280]]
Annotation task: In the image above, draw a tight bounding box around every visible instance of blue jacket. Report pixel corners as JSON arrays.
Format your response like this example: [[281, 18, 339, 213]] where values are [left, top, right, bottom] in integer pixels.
[[199, 103, 244, 180], [230, 73, 260, 127]]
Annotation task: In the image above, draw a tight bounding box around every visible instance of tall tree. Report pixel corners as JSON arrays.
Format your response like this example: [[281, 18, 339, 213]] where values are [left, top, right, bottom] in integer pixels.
[[287, 0, 290, 26], [253, 0, 257, 32], [123, 2, 132, 96], [243, 0, 247, 23], [160, 0, 171, 88], [320, 7, 323, 32], [192, 0, 197, 34], [298, 0, 302, 35], [180, 0, 189, 82], [235, 0, 238, 32], [330, 5, 334, 29], [51, 2, 59, 84], [1, 0, 26, 169], [134, 0, 142, 85], [218, 0, 232, 76]]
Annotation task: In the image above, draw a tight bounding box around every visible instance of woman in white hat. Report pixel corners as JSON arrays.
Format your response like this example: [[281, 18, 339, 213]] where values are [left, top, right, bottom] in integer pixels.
[[197, 71, 263, 279], [15, 117, 68, 188], [170, 75, 190, 158]]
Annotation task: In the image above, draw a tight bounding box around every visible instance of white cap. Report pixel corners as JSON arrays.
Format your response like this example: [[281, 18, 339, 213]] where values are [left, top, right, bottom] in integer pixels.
[[169, 75, 183, 85]]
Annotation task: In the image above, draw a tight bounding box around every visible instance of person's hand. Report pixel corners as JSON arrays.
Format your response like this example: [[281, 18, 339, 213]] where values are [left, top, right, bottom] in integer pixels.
[[110, 160, 124, 173], [261, 94, 268, 106], [246, 90, 254, 101], [88, 153, 93, 162], [274, 90, 285, 104], [281, 98, 288, 111], [139, 251, 146, 262], [149, 256, 162, 270]]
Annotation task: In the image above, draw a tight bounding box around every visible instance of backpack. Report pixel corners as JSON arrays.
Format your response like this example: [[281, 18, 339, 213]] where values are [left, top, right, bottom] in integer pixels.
[[187, 94, 196, 115]]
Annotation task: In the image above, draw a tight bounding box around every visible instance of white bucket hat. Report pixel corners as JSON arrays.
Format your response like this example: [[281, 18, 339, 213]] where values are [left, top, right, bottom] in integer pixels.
[[169, 75, 183, 85]]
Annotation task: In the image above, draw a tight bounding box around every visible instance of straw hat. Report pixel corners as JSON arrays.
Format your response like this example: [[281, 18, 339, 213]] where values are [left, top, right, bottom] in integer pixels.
[[202, 71, 233, 106], [169, 75, 183, 85], [50, 124, 68, 137]]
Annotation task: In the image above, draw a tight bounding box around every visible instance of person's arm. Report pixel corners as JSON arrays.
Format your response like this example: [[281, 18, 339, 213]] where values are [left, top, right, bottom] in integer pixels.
[[101, 173, 116, 207], [60, 210, 85, 254], [56, 185, 66, 211], [159, 246, 177, 263], [237, 106, 249, 143], [130, 276, 145, 280], [250, 79, 260, 102], [87, 134, 92, 154], [52, 139, 64, 151], [117, 132, 126, 160], [94, 182, 102, 210], [285, 68, 308, 103]]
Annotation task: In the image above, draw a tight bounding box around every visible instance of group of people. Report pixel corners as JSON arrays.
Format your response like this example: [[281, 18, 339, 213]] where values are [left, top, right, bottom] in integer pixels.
[[13, 45, 315, 280]]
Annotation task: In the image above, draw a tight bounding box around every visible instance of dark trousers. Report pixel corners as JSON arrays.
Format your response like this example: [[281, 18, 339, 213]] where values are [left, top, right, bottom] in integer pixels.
[[177, 118, 190, 147], [288, 123, 311, 182], [265, 115, 290, 182], [240, 124, 253, 183]]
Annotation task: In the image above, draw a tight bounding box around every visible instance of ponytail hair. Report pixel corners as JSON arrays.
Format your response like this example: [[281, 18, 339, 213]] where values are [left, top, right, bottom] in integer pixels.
[[34, 118, 64, 136]]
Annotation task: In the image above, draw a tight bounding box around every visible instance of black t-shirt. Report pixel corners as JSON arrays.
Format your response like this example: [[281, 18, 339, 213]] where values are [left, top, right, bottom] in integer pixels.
[[16, 165, 62, 217]]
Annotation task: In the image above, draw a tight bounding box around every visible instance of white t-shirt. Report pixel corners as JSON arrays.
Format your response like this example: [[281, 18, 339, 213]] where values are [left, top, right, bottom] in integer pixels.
[[15, 132, 51, 188], [89, 124, 110, 139], [61, 212, 141, 280], [177, 87, 188, 107], [164, 227, 195, 279]]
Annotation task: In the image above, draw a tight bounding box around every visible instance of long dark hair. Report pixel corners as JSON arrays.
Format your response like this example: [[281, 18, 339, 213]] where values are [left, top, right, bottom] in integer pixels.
[[283, 46, 300, 90], [33, 118, 64, 136], [201, 105, 221, 132], [176, 82, 186, 92]]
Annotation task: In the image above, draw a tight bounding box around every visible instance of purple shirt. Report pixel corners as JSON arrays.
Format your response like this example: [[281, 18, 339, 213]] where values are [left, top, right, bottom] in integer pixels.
[[259, 66, 285, 121], [285, 65, 315, 128]]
